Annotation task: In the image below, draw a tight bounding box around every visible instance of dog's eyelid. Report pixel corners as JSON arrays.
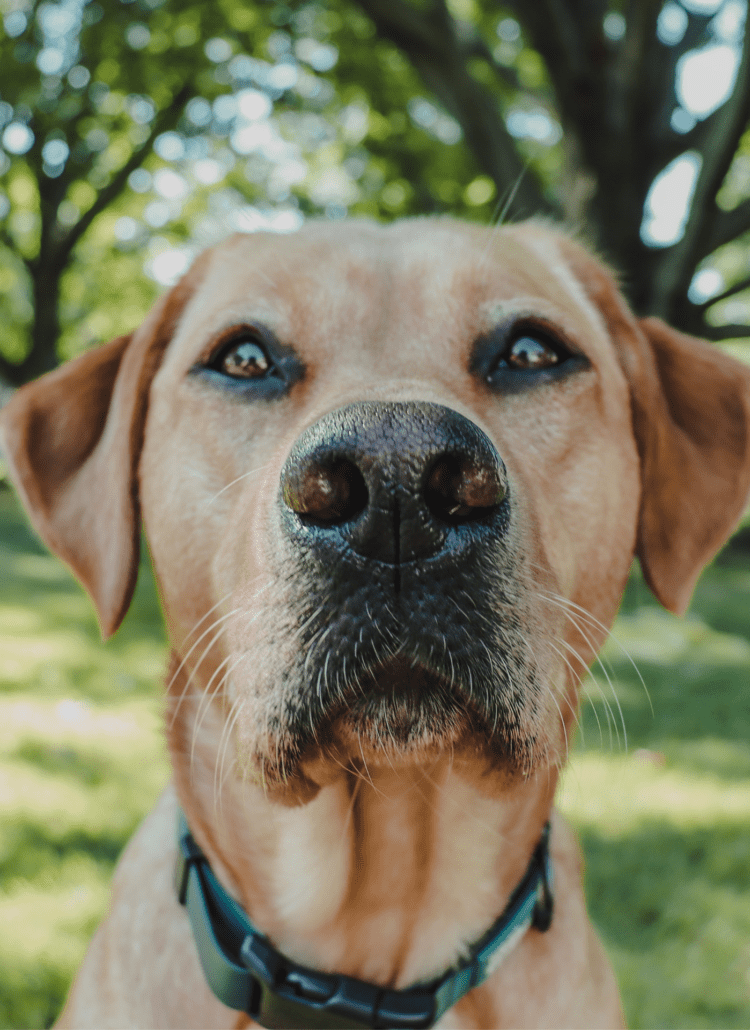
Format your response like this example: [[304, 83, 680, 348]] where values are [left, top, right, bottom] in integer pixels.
[[470, 316, 589, 392], [188, 323, 306, 398], [505, 318, 579, 358], [195, 323, 275, 368]]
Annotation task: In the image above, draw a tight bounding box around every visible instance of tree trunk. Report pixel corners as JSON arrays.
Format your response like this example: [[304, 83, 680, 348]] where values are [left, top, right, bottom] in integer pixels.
[[0, 262, 62, 387], [28, 263, 63, 380]]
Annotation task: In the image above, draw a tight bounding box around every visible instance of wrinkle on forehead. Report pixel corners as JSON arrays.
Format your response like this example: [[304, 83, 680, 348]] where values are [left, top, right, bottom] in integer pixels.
[[495, 228, 614, 342], [171, 220, 614, 370]]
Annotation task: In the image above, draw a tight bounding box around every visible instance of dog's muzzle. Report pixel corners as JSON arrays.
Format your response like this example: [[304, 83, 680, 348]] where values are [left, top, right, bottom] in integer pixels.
[[256, 400, 545, 774]]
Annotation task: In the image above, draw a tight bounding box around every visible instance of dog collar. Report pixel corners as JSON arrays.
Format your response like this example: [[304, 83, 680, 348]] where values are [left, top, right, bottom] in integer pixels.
[[175, 810, 553, 1029]]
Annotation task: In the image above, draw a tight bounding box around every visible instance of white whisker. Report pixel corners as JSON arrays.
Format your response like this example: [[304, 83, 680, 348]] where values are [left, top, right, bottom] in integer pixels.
[[168, 609, 241, 727], [204, 462, 274, 507], [543, 591, 653, 716], [190, 651, 245, 776]]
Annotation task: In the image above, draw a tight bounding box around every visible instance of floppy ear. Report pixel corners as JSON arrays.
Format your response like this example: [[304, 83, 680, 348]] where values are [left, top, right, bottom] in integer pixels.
[[555, 233, 750, 614], [631, 316, 750, 614], [0, 264, 202, 638]]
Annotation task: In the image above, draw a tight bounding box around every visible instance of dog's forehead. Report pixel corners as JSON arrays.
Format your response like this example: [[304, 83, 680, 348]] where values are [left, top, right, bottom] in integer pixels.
[[174, 220, 613, 360]]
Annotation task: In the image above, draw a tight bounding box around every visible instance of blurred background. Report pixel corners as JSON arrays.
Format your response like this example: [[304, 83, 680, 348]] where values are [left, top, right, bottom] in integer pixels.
[[0, 0, 749, 1026]]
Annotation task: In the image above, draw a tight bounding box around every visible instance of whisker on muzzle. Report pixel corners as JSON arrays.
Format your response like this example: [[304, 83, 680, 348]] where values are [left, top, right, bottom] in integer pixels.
[[213, 683, 247, 822], [168, 611, 240, 729], [190, 650, 247, 779], [536, 591, 634, 751], [204, 461, 275, 508], [543, 591, 653, 717]]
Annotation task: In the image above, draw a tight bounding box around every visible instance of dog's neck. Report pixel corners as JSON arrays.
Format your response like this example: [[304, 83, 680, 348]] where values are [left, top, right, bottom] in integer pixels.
[[167, 660, 557, 993]]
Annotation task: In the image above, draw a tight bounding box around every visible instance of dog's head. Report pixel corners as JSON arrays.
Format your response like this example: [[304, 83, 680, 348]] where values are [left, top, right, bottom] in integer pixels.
[[3, 219, 750, 797]]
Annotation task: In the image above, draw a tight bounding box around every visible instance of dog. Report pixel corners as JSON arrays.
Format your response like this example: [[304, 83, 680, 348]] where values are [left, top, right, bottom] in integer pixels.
[[3, 218, 750, 1029]]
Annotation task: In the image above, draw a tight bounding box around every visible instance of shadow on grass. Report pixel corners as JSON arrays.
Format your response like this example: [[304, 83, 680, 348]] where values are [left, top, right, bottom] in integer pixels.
[[576, 554, 750, 778], [582, 819, 750, 1029], [0, 488, 167, 705], [1, 817, 127, 882], [13, 740, 113, 787], [0, 487, 165, 630], [0, 966, 69, 1030], [1, 487, 169, 1027]]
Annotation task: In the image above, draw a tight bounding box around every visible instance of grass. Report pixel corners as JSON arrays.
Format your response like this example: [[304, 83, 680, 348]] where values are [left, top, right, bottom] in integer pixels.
[[0, 488, 169, 1029], [1, 486, 749, 1028]]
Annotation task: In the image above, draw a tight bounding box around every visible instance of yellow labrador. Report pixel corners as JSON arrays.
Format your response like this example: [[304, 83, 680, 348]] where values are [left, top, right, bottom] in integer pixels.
[[3, 219, 750, 1029]]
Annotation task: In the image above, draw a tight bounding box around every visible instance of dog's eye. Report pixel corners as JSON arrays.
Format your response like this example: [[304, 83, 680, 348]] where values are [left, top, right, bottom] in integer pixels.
[[474, 322, 586, 394], [191, 323, 304, 398], [505, 335, 560, 370], [215, 338, 275, 379]]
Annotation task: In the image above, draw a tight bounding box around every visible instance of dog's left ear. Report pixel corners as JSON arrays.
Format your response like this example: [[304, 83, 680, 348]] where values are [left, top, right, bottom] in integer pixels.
[[555, 233, 750, 614], [0, 260, 204, 638], [630, 316, 750, 614]]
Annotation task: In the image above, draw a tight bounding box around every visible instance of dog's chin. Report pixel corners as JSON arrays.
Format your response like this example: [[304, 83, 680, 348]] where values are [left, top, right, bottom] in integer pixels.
[[327, 658, 471, 761], [236, 657, 553, 803]]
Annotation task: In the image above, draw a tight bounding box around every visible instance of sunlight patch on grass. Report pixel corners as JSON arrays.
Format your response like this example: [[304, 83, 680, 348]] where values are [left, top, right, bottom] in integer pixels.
[[1, 695, 154, 742], [559, 753, 750, 828], [1, 855, 110, 954], [556, 557, 750, 1028], [0, 686, 169, 1028], [0, 489, 170, 1028], [0, 630, 98, 679], [603, 607, 750, 666], [0, 694, 167, 823], [0, 853, 113, 1030]]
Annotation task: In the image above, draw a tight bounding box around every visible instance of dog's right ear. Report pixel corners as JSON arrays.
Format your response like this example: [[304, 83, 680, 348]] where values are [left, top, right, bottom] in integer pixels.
[[0, 262, 203, 638], [556, 232, 750, 614]]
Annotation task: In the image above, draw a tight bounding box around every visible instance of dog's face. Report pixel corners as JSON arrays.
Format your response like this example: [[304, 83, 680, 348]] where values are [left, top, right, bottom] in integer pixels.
[[140, 220, 641, 787], [3, 218, 750, 800]]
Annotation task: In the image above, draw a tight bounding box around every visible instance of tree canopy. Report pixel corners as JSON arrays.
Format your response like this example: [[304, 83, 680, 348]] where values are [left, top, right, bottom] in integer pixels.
[[1, 0, 750, 386]]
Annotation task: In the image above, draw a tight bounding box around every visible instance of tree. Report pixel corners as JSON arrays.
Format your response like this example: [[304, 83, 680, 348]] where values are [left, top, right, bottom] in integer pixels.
[[350, 0, 750, 338], [0, 0, 494, 384], [1, 0, 750, 388], [0, 0, 243, 383]]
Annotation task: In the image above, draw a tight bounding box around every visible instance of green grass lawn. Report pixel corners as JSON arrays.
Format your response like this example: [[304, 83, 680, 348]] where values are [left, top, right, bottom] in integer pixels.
[[1, 484, 749, 1029]]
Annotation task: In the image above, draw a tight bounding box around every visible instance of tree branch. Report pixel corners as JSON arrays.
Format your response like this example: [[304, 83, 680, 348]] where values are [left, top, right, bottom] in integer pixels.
[[55, 83, 193, 266], [650, 14, 750, 313], [464, 33, 524, 94], [0, 222, 13, 251], [0, 351, 24, 388], [352, 0, 555, 218], [698, 196, 750, 259], [507, 0, 593, 87], [658, 103, 724, 171], [506, 0, 607, 176], [628, 9, 713, 185], [699, 322, 750, 341]]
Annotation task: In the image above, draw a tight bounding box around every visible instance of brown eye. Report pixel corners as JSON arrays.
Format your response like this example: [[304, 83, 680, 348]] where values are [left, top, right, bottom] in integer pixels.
[[219, 338, 273, 378], [507, 336, 560, 370]]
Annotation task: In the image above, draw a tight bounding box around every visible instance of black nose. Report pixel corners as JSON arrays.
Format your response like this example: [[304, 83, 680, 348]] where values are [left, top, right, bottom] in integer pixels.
[[279, 401, 507, 565]]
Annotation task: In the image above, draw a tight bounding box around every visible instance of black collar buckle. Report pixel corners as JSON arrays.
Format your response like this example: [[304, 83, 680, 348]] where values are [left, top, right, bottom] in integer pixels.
[[241, 933, 434, 1029]]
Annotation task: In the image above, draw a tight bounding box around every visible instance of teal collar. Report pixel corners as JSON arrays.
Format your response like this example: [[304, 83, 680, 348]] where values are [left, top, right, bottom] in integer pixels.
[[175, 810, 553, 1029]]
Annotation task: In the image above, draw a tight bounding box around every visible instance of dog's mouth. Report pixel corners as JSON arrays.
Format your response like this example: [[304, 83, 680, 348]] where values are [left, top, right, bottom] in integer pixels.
[[330, 656, 471, 753], [250, 626, 552, 784], [231, 551, 562, 790], [358, 656, 451, 699]]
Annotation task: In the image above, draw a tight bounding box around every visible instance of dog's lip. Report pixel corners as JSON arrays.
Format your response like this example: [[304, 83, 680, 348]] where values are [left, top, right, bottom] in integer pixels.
[[320, 654, 470, 760], [355, 656, 450, 699]]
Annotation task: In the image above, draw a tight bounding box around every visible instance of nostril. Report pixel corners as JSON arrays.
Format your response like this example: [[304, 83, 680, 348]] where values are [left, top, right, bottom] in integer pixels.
[[283, 459, 368, 524], [425, 454, 506, 523]]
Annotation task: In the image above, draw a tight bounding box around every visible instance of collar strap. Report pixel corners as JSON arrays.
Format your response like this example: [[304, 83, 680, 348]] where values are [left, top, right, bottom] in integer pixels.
[[175, 810, 553, 1029]]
